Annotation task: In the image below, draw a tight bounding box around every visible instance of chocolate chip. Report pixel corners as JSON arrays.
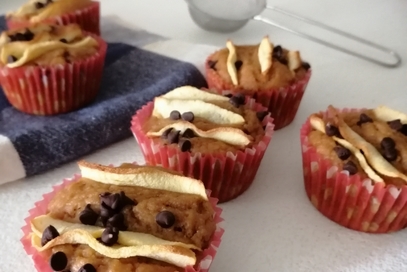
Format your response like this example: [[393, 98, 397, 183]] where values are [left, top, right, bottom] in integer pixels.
[[182, 128, 195, 138], [100, 192, 121, 211], [383, 148, 398, 162], [381, 137, 396, 150], [107, 213, 127, 231], [357, 113, 373, 126], [256, 111, 268, 122], [15, 32, 26, 41], [7, 55, 17, 63], [35, 2, 45, 9], [8, 35, 16, 42], [229, 94, 245, 108], [343, 161, 357, 175], [235, 93, 245, 105], [174, 226, 183, 232], [272, 45, 287, 64], [234, 60, 243, 70], [334, 146, 351, 160], [100, 202, 115, 221], [181, 111, 194, 122], [23, 29, 34, 41], [229, 96, 240, 107], [79, 264, 96, 272], [79, 204, 99, 226], [41, 225, 59, 246], [242, 128, 250, 135], [401, 125, 407, 136], [60, 38, 68, 43], [387, 119, 403, 131], [49, 251, 68, 271], [101, 226, 119, 246], [302, 62, 311, 71], [169, 110, 181, 120], [178, 139, 192, 152], [272, 45, 283, 59], [167, 129, 180, 144], [207, 60, 217, 70], [325, 123, 340, 137], [161, 127, 173, 139], [156, 211, 176, 228], [224, 93, 233, 98], [120, 191, 136, 206]]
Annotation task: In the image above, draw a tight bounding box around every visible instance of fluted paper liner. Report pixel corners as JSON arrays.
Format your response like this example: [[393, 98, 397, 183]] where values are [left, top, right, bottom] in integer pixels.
[[21, 171, 224, 272], [0, 34, 106, 115], [131, 98, 274, 203], [205, 57, 311, 130], [301, 108, 407, 233], [7, 1, 100, 35]]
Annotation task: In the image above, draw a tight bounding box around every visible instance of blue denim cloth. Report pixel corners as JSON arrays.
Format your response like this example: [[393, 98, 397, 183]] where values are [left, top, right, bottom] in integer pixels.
[[0, 16, 207, 177]]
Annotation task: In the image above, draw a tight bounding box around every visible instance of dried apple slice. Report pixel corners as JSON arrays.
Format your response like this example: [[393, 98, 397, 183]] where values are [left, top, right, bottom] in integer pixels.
[[258, 36, 273, 74], [78, 161, 208, 200], [161, 86, 229, 102], [153, 97, 245, 125], [31, 215, 200, 250], [31, 229, 196, 268], [226, 40, 238, 85], [147, 121, 252, 147]]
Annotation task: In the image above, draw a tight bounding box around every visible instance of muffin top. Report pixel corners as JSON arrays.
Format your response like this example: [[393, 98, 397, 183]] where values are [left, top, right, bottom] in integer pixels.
[[30, 161, 216, 271], [0, 23, 98, 67], [142, 86, 271, 153], [7, 0, 92, 21], [307, 105, 407, 187], [206, 36, 310, 92]]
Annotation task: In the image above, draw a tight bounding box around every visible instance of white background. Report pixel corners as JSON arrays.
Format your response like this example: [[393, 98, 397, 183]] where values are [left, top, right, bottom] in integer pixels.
[[1, 0, 407, 271]]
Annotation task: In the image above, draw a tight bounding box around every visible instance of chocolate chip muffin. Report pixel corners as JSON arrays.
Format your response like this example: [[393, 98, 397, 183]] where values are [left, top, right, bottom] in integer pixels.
[[301, 105, 407, 233], [0, 23, 107, 115], [131, 86, 274, 202], [206, 36, 311, 130], [26, 161, 220, 271], [6, 0, 100, 35]]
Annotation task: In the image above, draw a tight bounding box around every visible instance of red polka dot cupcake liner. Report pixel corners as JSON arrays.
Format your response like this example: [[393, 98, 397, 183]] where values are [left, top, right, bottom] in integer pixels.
[[301, 108, 407, 233], [131, 98, 275, 203], [0, 34, 107, 115], [7, 1, 100, 35], [20, 168, 224, 272], [205, 60, 311, 130]]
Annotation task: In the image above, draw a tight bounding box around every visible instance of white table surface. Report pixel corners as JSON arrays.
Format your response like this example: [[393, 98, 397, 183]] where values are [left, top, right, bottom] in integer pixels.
[[1, 0, 407, 271]]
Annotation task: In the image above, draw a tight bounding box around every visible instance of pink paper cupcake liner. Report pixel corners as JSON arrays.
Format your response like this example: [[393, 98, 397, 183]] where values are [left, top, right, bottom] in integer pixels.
[[21, 171, 224, 272], [301, 108, 407, 233], [131, 98, 275, 203], [205, 60, 311, 130], [0, 34, 107, 115], [7, 1, 100, 35]]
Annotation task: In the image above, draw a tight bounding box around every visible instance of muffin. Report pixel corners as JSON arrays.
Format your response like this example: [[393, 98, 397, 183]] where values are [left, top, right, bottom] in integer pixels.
[[206, 36, 311, 130], [21, 161, 224, 272], [0, 23, 107, 115], [131, 85, 274, 203], [6, 0, 100, 35], [301, 105, 407, 233]]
